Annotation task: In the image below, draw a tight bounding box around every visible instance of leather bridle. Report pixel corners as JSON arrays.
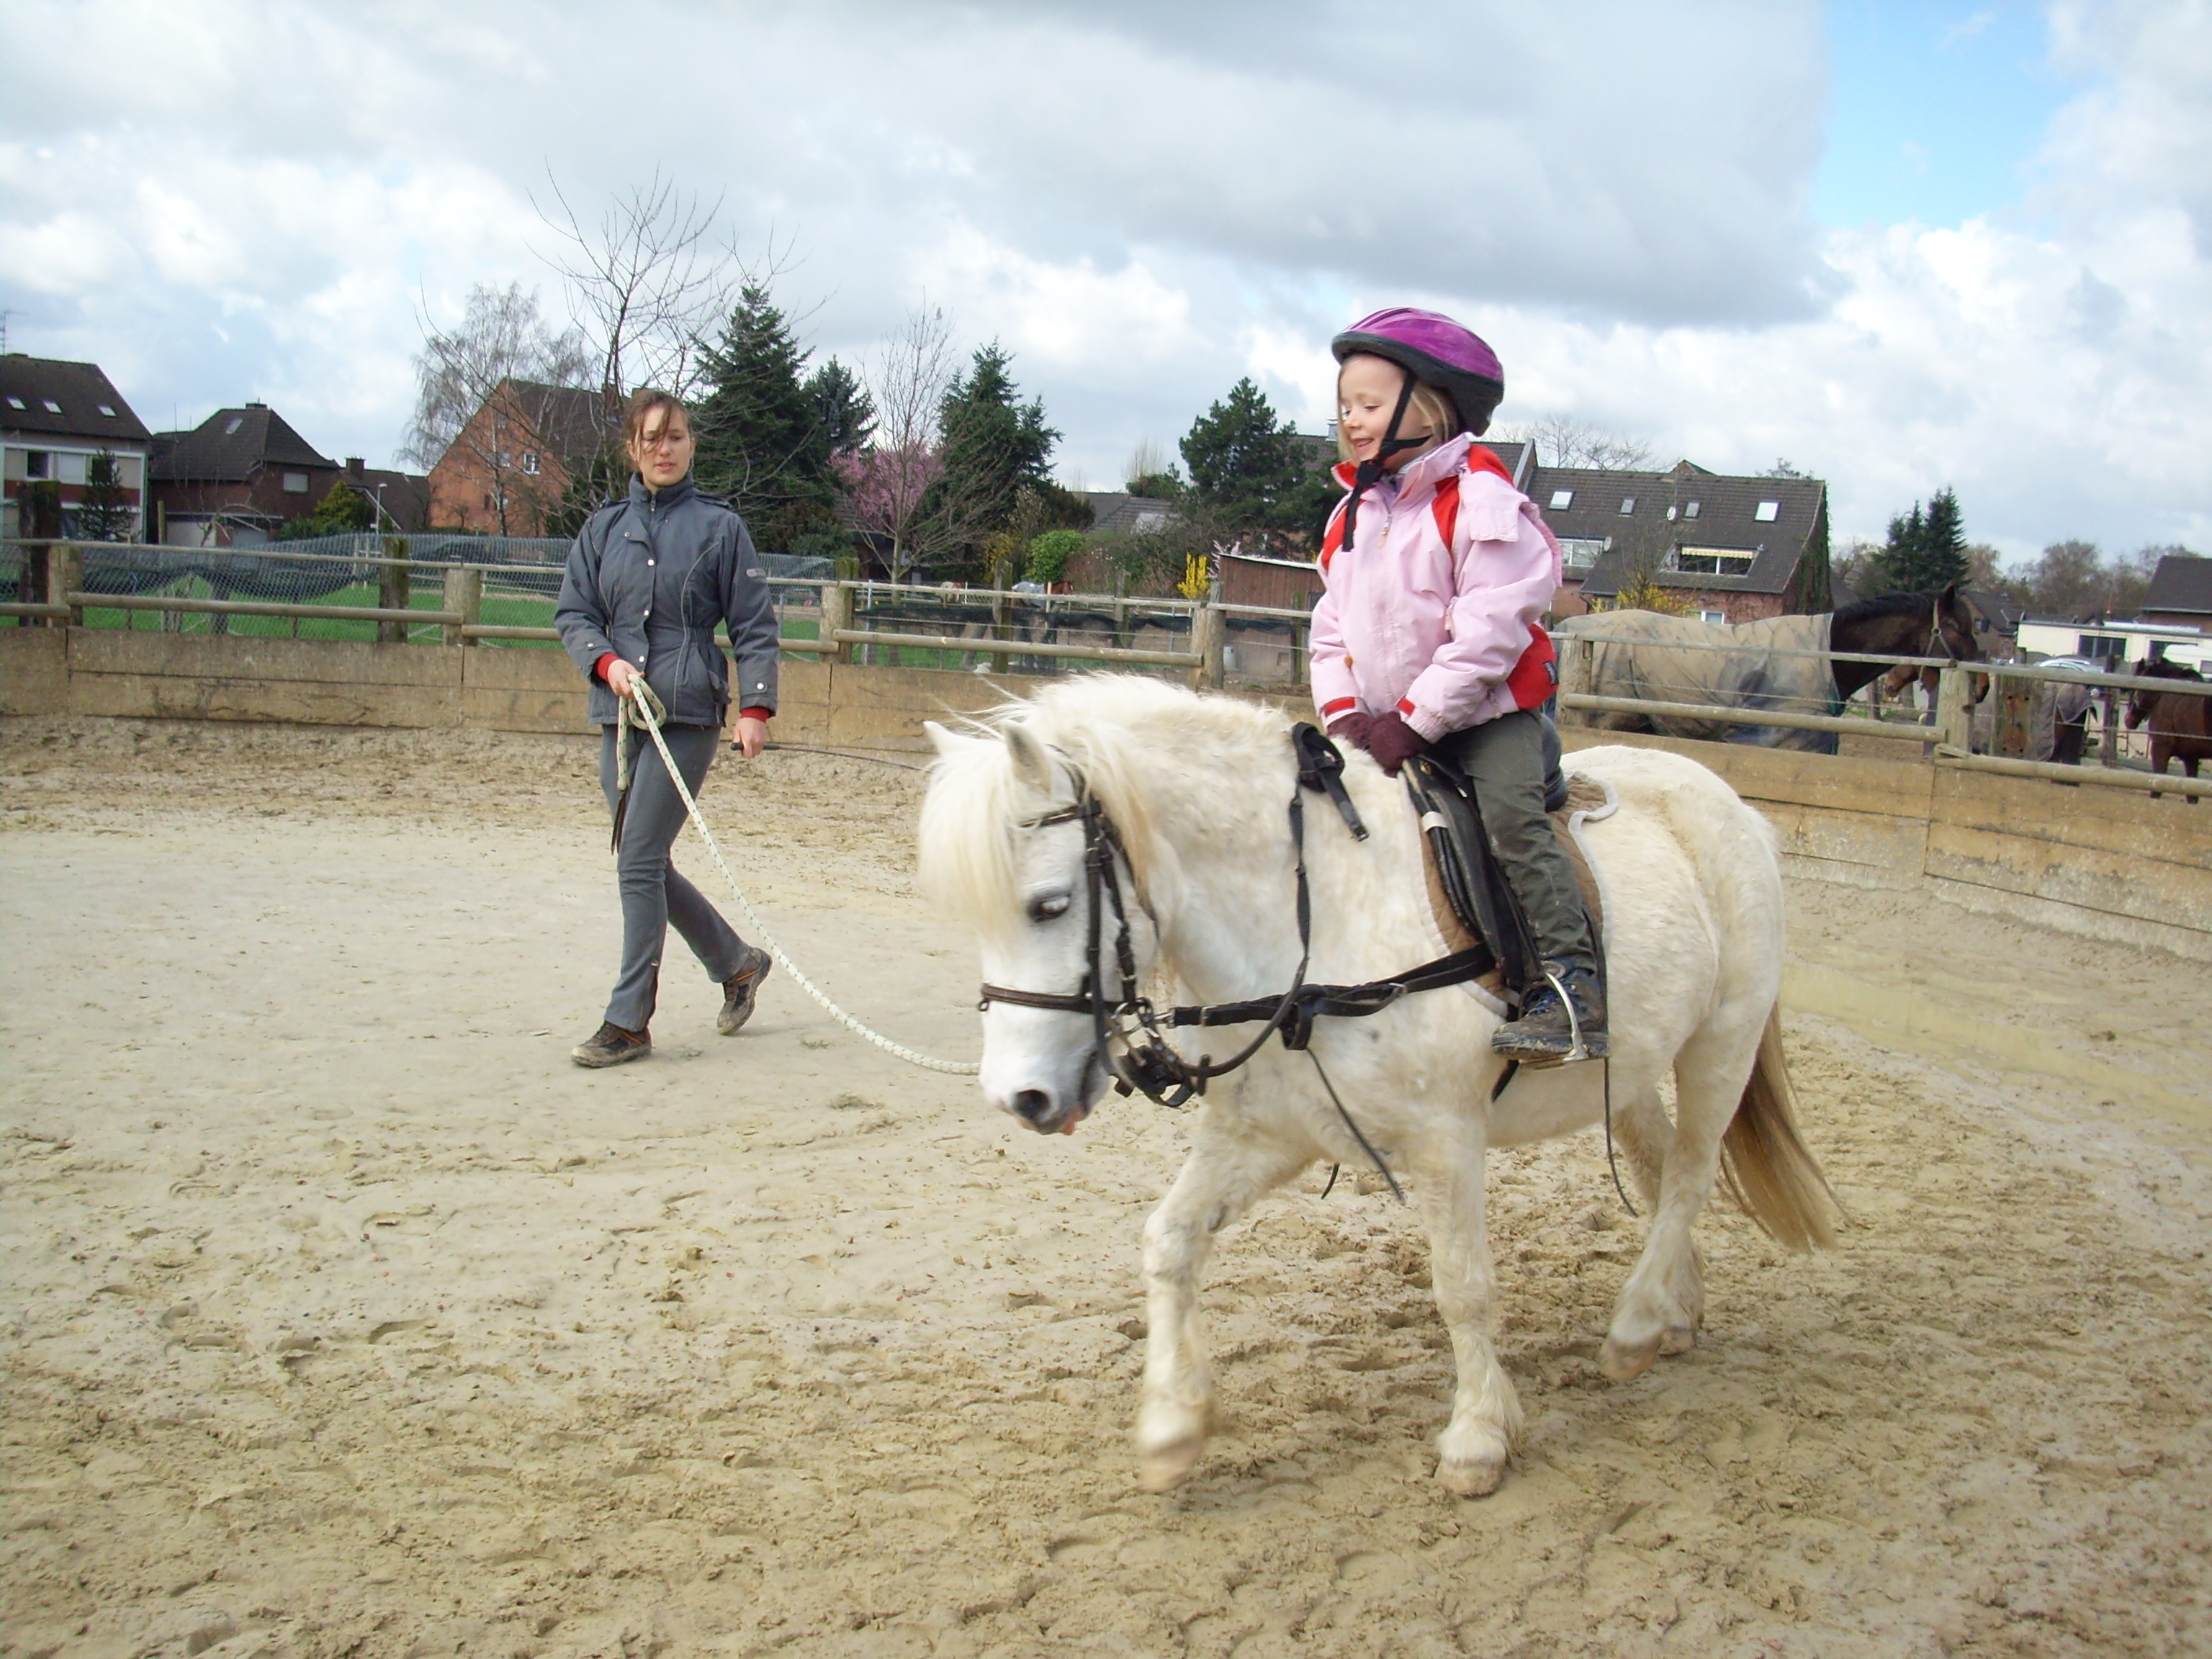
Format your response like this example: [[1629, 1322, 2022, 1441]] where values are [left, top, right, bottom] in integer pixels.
[[976, 726, 1493, 1115]]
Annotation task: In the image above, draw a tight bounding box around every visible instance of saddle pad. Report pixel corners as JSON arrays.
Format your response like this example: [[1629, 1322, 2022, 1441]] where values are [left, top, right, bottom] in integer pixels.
[[1421, 772, 1610, 989]]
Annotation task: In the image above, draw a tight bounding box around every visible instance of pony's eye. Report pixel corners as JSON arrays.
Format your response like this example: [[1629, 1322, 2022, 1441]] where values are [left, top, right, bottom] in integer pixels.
[[1028, 893, 1071, 924]]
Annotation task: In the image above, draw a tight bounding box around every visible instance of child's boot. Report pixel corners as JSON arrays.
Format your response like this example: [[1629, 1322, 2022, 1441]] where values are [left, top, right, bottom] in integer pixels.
[[1492, 959, 1608, 1063]]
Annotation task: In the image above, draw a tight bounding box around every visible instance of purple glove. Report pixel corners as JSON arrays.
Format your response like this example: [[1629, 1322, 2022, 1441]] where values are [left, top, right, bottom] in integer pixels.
[[1327, 711, 1377, 754], [1364, 711, 1431, 776]]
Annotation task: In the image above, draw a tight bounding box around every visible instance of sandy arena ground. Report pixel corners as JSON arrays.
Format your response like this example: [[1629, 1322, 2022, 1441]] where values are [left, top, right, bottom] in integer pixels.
[[3, 714, 2208, 1659]]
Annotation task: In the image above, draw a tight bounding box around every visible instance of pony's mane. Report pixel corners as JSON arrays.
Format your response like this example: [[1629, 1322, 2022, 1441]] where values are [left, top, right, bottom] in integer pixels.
[[1830, 588, 1954, 626], [918, 675, 1290, 934], [2136, 657, 2206, 681]]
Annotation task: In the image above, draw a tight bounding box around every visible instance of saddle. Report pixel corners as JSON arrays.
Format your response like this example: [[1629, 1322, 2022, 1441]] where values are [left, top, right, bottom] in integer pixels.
[[1401, 750, 1609, 1009]]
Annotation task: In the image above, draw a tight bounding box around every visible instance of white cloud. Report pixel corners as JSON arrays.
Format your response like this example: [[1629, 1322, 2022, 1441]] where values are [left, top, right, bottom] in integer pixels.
[[0, 0, 2201, 560]]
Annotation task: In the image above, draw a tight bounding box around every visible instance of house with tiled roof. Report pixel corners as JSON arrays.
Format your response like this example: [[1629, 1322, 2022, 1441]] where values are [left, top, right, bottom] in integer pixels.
[[427, 379, 609, 536], [1544, 459, 1830, 623], [1, 355, 153, 541], [2140, 552, 2212, 630]]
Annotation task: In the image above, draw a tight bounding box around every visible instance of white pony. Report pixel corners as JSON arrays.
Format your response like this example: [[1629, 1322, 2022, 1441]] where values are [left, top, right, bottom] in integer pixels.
[[920, 676, 1833, 1498]]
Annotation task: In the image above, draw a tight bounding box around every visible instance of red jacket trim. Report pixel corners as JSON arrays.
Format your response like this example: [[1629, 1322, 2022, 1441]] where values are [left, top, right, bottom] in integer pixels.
[[1319, 696, 1357, 717]]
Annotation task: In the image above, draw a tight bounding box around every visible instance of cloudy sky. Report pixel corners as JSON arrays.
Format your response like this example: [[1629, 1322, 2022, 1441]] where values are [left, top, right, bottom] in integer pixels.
[[3, 0, 2206, 560]]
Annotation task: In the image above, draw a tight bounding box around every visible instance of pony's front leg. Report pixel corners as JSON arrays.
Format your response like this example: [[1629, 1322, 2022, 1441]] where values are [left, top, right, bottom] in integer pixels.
[[1416, 1125, 1524, 1497], [1138, 1121, 1308, 1493]]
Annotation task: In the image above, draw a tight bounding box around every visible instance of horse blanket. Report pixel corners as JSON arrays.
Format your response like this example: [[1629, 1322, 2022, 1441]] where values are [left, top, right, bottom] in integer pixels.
[[1557, 610, 1838, 752]]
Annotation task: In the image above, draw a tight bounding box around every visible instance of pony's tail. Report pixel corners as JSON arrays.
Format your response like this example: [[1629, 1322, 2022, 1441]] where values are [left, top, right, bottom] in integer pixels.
[[1718, 1005, 1840, 1251]]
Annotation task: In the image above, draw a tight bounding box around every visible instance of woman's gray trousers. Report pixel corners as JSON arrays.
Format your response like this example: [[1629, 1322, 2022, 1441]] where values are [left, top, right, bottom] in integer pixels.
[[598, 722, 749, 1030]]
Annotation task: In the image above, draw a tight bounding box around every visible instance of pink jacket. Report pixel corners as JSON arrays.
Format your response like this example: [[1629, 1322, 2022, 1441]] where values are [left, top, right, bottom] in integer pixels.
[[1309, 433, 1563, 742]]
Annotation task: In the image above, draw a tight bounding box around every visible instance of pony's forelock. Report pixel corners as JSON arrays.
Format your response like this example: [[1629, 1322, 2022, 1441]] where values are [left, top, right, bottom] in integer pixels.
[[919, 676, 1283, 935]]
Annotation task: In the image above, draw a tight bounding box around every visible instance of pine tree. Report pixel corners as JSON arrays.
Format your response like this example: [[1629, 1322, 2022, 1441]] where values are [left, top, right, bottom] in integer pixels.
[[806, 358, 875, 457], [1179, 379, 1300, 526], [1917, 487, 1968, 589], [74, 450, 135, 541], [1876, 489, 1968, 593], [693, 284, 838, 549], [929, 343, 1064, 575]]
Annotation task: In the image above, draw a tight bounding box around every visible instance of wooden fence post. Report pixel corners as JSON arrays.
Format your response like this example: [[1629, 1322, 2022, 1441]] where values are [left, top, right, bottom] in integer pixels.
[[988, 585, 1010, 676], [820, 581, 853, 665], [1555, 635, 1591, 727], [1190, 603, 1225, 691], [1936, 665, 1974, 755], [2098, 681, 2123, 767], [47, 543, 82, 629], [442, 566, 482, 646], [377, 541, 412, 644]]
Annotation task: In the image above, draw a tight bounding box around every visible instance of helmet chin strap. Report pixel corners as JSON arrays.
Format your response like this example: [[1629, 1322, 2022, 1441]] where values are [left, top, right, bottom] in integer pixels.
[[1341, 372, 1428, 550]]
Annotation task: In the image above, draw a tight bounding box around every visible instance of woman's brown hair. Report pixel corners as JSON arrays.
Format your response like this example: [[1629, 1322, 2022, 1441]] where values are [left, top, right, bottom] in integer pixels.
[[625, 387, 688, 450]]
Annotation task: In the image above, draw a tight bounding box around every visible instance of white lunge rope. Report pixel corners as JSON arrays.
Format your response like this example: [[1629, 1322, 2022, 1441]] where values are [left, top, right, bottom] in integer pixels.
[[619, 683, 980, 1076]]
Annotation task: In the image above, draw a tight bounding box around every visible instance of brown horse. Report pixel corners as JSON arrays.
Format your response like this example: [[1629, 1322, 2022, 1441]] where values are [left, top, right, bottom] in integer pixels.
[[1840, 583, 1986, 702], [2126, 659, 2211, 801]]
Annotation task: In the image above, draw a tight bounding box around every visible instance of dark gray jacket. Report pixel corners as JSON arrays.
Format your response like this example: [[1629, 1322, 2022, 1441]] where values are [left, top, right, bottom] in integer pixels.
[[554, 476, 780, 728]]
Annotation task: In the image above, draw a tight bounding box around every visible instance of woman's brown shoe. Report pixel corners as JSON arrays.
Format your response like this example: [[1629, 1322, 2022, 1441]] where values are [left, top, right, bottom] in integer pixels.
[[572, 1022, 651, 1067], [717, 945, 773, 1035]]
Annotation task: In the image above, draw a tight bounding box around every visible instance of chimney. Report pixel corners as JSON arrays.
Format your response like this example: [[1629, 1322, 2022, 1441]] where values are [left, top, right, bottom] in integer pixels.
[[346, 457, 365, 478]]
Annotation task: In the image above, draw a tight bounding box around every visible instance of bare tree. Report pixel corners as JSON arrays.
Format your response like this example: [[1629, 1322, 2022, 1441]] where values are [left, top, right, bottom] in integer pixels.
[[835, 303, 989, 581], [403, 282, 594, 535], [534, 170, 750, 411], [1497, 413, 1655, 471]]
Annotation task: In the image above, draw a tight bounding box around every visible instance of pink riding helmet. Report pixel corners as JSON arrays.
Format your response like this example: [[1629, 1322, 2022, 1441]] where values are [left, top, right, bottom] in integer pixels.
[[1331, 307, 1506, 435]]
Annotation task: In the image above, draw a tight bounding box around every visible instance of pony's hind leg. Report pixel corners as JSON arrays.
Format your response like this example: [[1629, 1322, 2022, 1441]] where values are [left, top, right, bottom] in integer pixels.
[[1136, 1120, 1308, 1493], [1599, 1028, 1753, 1381], [1608, 1078, 1701, 1354], [1416, 1121, 1524, 1497]]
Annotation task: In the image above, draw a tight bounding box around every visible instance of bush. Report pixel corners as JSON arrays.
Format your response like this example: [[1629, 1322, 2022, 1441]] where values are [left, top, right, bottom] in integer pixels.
[[1024, 528, 1086, 585]]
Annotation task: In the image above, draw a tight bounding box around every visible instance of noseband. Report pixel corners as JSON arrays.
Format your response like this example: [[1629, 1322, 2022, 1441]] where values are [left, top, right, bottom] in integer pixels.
[[977, 726, 1493, 1112]]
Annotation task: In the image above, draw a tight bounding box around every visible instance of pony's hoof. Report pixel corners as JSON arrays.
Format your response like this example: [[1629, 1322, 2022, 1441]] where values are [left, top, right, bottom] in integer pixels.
[[1659, 1323, 1698, 1357], [1599, 1334, 1660, 1382], [1438, 1455, 1508, 1498], [1139, 1440, 1202, 1493]]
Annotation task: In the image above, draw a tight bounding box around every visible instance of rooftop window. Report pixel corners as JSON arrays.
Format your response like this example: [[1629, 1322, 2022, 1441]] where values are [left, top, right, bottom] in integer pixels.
[[1548, 489, 1573, 510], [1618, 496, 1636, 515], [96, 403, 117, 417], [41, 400, 61, 414], [4, 396, 24, 410], [1754, 500, 1780, 522], [224, 416, 244, 435], [1684, 500, 1700, 518], [1667, 547, 1757, 576]]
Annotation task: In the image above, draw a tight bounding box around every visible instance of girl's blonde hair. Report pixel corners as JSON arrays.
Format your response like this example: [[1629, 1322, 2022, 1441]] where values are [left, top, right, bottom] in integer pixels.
[[1334, 368, 1458, 464]]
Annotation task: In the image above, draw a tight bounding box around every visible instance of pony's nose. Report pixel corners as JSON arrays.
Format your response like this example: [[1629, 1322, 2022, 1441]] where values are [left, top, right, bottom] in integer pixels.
[[1011, 1089, 1054, 1128]]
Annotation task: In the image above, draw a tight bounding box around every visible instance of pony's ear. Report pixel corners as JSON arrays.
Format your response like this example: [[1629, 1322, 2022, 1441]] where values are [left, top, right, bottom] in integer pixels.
[[924, 719, 983, 759], [1002, 721, 1058, 795]]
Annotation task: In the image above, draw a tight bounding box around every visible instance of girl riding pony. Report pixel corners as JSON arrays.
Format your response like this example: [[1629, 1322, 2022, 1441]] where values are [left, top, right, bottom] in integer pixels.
[[1311, 307, 1604, 1061]]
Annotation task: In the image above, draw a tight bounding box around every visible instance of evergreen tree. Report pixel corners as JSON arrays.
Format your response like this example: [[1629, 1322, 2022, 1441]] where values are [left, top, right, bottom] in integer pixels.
[[1876, 487, 1968, 593], [929, 343, 1064, 575], [1917, 487, 1968, 589], [74, 450, 135, 541], [693, 284, 839, 549], [806, 357, 875, 457], [1179, 379, 1302, 526]]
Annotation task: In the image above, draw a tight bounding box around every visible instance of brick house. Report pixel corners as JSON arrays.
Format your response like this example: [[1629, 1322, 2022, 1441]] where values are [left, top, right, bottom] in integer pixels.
[[427, 379, 608, 536], [150, 403, 335, 545], [1, 355, 153, 540], [1546, 460, 1830, 623]]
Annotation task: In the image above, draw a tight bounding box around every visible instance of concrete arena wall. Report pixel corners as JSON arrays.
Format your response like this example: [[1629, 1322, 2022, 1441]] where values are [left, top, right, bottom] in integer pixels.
[[5, 626, 2208, 961]]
